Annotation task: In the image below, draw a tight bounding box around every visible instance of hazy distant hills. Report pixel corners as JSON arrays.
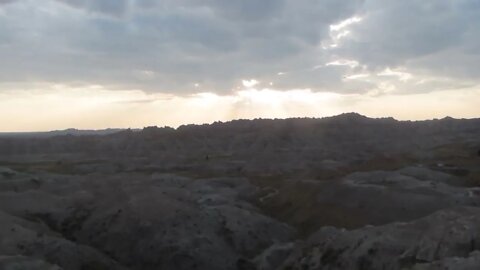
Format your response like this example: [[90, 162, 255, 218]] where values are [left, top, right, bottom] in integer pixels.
[[0, 128, 128, 138], [1, 113, 478, 139], [1, 113, 479, 175]]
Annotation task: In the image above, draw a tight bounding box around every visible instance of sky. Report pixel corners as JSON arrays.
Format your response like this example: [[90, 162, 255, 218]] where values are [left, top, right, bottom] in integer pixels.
[[0, 0, 479, 131]]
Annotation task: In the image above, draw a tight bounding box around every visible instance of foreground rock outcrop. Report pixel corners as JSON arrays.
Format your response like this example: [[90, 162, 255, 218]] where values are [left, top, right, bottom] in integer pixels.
[[281, 207, 480, 270], [0, 171, 293, 269]]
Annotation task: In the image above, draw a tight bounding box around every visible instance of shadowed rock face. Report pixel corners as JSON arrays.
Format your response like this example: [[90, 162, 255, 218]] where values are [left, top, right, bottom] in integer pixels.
[[0, 114, 480, 269], [0, 173, 293, 270], [311, 167, 480, 228], [281, 207, 480, 270], [0, 256, 63, 270]]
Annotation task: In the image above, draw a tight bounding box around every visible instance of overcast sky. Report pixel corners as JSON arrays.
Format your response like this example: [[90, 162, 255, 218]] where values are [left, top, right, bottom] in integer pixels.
[[1, 0, 479, 131]]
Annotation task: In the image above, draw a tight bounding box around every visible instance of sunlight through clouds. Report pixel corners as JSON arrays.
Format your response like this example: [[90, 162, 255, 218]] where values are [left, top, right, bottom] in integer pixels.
[[329, 16, 363, 32], [1, 84, 479, 131], [323, 15, 363, 49], [242, 79, 260, 88]]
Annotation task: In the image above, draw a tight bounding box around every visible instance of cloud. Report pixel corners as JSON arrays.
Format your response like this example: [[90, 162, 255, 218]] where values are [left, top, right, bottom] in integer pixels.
[[0, 0, 479, 96], [0, 0, 18, 4], [54, 0, 129, 17], [333, 0, 480, 92]]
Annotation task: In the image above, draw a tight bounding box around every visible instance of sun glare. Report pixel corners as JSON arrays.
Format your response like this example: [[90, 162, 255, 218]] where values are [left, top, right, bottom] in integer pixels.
[[0, 83, 479, 131]]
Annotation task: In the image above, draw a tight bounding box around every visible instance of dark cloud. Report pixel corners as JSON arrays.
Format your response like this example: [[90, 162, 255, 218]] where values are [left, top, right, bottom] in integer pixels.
[[206, 0, 285, 21], [54, 0, 129, 17], [0, 0, 478, 94], [0, 0, 18, 4]]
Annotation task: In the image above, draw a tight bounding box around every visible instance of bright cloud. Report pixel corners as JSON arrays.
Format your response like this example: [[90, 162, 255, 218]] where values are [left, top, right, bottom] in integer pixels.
[[330, 16, 363, 31], [242, 79, 260, 88], [326, 59, 360, 68], [377, 68, 413, 82]]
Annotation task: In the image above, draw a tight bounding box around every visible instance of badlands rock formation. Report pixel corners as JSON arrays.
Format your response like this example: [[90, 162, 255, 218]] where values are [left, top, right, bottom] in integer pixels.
[[0, 113, 479, 269]]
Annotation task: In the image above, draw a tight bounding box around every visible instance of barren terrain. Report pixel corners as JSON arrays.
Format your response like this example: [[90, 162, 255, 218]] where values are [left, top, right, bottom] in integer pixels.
[[1, 113, 480, 269]]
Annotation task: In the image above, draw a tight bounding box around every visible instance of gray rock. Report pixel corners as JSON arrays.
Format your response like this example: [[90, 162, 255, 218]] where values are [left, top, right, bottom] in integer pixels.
[[283, 207, 480, 270], [412, 251, 480, 270], [0, 256, 63, 270]]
